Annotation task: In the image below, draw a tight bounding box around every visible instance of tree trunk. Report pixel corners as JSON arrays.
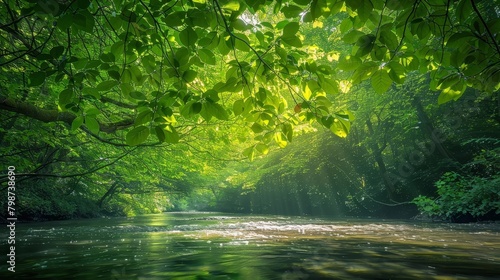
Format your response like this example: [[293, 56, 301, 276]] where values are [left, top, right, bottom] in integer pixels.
[[412, 96, 451, 159], [98, 181, 121, 208], [366, 118, 395, 198]]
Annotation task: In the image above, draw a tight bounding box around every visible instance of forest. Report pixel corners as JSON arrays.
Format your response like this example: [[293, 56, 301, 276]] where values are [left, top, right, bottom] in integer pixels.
[[0, 0, 499, 223]]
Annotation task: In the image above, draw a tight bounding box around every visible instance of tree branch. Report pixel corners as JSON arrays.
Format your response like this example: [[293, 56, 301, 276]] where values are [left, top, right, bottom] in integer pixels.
[[0, 147, 137, 186], [0, 95, 134, 133], [470, 0, 500, 58]]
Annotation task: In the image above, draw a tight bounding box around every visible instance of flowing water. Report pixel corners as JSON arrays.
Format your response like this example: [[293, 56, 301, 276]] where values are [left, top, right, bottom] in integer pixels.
[[1, 212, 499, 279]]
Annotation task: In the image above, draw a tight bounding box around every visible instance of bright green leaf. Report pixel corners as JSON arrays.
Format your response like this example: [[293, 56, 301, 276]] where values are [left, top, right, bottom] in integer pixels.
[[71, 116, 84, 131], [371, 69, 392, 94], [255, 143, 269, 155], [84, 116, 100, 134], [243, 146, 255, 161]]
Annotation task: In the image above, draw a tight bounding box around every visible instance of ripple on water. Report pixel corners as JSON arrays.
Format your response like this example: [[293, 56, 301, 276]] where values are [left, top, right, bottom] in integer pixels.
[[13, 214, 500, 279]]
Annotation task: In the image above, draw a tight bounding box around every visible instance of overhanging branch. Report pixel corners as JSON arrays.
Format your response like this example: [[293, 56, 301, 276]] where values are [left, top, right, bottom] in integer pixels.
[[0, 95, 133, 133]]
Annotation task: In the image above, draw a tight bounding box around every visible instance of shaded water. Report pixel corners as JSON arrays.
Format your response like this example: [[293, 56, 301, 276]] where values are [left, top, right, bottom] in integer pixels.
[[1, 212, 499, 279]]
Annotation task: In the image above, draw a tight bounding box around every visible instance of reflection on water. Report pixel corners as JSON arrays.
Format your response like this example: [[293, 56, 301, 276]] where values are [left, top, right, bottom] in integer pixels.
[[1, 212, 499, 279]]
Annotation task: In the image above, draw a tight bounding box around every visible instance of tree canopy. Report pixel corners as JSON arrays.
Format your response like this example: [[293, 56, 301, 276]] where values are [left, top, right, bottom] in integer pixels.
[[1, 0, 499, 148]]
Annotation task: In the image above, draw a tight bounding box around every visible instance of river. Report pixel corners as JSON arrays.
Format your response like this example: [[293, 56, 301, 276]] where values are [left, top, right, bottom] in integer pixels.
[[1, 212, 499, 279]]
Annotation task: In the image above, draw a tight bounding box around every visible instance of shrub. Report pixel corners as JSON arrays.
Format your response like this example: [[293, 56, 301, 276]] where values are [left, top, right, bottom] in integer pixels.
[[413, 171, 500, 221]]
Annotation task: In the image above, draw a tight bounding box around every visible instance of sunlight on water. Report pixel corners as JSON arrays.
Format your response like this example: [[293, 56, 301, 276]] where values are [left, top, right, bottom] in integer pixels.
[[2, 213, 499, 279]]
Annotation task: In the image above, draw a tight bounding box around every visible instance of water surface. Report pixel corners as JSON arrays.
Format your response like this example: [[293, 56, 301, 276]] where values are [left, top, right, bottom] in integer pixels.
[[1, 212, 499, 279]]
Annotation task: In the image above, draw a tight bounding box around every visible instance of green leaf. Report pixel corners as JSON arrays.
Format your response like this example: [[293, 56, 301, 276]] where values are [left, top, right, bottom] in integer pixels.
[[108, 70, 121, 80], [233, 99, 245, 116], [183, 69, 197, 82], [57, 13, 73, 31], [274, 132, 288, 148], [59, 88, 74, 105], [282, 123, 293, 142], [218, 36, 231, 55], [29, 72, 46, 87], [141, 54, 156, 73], [204, 89, 220, 102], [371, 69, 392, 94], [71, 116, 84, 131], [339, 18, 353, 34], [130, 91, 147, 100], [371, 45, 388, 60], [437, 77, 467, 104], [416, 21, 431, 40], [338, 55, 362, 71], [355, 34, 375, 57], [301, 81, 313, 101], [164, 126, 180, 143], [85, 108, 100, 116], [199, 49, 216, 65], [234, 33, 250, 52], [74, 10, 95, 33], [100, 53, 115, 63], [76, 0, 90, 9], [342, 30, 365, 44], [126, 126, 150, 146], [330, 119, 349, 138], [446, 31, 475, 48], [179, 27, 198, 48], [293, 0, 310, 5], [155, 125, 166, 142], [222, 1, 240, 11], [191, 102, 202, 114], [388, 61, 406, 84], [129, 65, 143, 83], [255, 143, 269, 155], [379, 30, 399, 50], [84, 116, 100, 134], [455, 0, 473, 23], [50, 46, 64, 58], [162, 11, 184, 27], [356, 0, 373, 22], [319, 76, 339, 94], [352, 61, 379, 84], [283, 22, 300, 38], [96, 80, 118, 91], [282, 35, 302, 47], [210, 103, 229, 121], [281, 5, 303, 18], [243, 146, 255, 161], [135, 110, 153, 126], [111, 41, 124, 58], [251, 123, 264, 133], [256, 88, 267, 101]]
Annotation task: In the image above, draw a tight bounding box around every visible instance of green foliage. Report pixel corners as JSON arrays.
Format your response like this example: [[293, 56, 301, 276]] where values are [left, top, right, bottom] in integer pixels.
[[413, 169, 500, 220], [6, 179, 99, 220], [2, 0, 498, 155]]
